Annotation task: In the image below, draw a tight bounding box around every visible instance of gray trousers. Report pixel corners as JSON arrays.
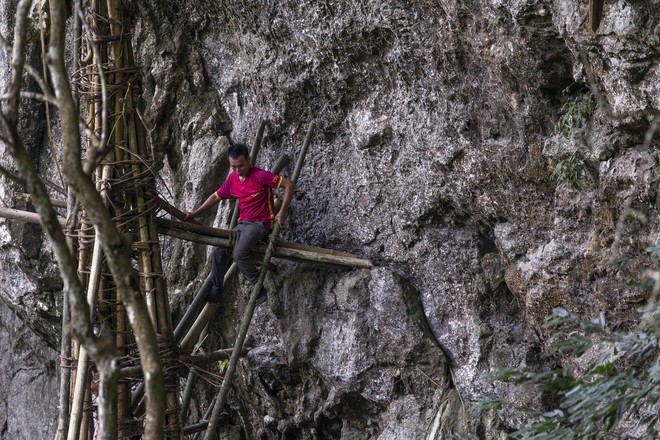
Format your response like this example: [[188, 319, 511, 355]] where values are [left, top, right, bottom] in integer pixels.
[[209, 221, 269, 301]]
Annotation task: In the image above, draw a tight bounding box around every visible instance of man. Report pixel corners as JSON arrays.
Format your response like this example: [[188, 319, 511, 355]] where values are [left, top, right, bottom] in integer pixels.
[[185, 143, 295, 304]]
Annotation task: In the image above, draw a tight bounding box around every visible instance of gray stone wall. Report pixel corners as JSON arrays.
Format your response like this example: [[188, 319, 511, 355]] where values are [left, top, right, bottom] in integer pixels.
[[0, 0, 657, 438], [0, 306, 58, 440]]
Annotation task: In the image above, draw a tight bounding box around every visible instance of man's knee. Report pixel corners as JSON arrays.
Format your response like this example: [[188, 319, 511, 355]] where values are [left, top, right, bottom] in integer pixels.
[[232, 247, 250, 262]]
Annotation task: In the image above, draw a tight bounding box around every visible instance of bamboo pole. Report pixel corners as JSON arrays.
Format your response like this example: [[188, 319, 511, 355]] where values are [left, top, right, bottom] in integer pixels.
[[81, 388, 91, 440], [204, 122, 316, 440], [179, 324, 209, 423], [158, 225, 372, 269], [0, 206, 65, 225], [179, 304, 219, 355], [0, 207, 373, 269], [67, 236, 104, 440], [102, 15, 131, 438], [69, 110, 115, 440], [173, 275, 213, 341], [184, 422, 209, 436]]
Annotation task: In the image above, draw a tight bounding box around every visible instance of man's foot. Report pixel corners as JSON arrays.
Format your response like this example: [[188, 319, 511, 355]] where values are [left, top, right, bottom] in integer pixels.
[[207, 285, 223, 303], [255, 286, 268, 306]]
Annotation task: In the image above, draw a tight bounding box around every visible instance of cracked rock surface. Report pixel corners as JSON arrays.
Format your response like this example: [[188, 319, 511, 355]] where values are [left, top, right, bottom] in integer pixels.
[[0, 0, 658, 437]]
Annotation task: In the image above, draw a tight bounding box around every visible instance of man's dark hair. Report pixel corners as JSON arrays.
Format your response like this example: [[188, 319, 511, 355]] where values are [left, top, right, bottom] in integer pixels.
[[227, 143, 249, 160]]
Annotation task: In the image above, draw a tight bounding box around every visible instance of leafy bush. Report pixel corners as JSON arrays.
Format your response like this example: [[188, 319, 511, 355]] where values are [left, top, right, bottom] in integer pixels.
[[471, 245, 660, 439]]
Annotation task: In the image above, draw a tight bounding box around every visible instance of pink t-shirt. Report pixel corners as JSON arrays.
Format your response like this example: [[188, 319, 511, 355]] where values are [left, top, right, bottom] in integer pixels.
[[215, 167, 283, 227]]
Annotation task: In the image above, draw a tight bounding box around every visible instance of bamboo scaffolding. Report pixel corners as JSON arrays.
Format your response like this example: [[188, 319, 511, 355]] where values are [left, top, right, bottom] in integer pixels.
[[0, 61, 374, 438], [115, 27, 181, 440], [0, 206, 373, 269]]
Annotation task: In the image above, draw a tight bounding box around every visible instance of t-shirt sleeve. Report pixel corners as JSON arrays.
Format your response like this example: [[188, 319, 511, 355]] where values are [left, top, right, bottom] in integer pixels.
[[215, 178, 232, 200], [256, 169, 283, 189]]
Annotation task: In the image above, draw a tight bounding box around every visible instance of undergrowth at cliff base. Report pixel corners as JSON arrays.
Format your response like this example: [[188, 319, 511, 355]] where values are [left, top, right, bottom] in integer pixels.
[[452, 245, 660, 439]]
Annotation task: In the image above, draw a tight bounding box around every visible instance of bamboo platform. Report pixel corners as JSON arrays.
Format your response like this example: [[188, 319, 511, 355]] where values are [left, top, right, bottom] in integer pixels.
[[0, 206, 372, 270]]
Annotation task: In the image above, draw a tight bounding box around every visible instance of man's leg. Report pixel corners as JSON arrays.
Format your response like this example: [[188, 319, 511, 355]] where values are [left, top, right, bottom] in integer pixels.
[[232, 221, 269, 283], [209, 247, 230, 303]]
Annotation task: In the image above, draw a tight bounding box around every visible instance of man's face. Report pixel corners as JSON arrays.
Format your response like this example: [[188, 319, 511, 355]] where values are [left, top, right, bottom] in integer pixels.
[[229, 155, 251, 178]]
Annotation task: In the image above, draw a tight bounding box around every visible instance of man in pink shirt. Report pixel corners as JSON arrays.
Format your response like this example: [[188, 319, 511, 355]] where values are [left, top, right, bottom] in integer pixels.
[[185, 143, 295, 304]]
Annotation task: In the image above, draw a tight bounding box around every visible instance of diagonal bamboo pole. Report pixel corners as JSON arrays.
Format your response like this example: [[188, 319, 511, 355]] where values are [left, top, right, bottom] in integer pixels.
[[178, 121, 266, 423], [203, 121, 315, 440]]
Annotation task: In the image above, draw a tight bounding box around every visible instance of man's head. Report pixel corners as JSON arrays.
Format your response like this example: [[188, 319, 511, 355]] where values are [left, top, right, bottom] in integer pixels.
[[227, 143, 251, 178]]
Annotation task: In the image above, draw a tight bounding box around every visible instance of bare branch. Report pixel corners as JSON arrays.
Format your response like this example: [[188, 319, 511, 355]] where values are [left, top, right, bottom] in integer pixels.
[[0, 32, 11, 53], [0, 90, 58, 106], [1, 25, 57, 107], [2, 0, 33, 126], [23, 63, 58, 104]]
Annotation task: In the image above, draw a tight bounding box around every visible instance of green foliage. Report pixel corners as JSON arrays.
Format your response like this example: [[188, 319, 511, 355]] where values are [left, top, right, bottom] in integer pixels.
[[551, 90, 594, 195], [475, 300, 660, 440], [550, 151, 588, 192], [554, 92, 594, 140]]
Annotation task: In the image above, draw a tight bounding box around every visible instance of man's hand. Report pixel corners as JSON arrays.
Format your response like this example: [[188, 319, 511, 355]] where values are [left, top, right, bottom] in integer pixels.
[[184, 193, 221, 222], [275, 210, 287, 228], [275, 177, 295, 229]]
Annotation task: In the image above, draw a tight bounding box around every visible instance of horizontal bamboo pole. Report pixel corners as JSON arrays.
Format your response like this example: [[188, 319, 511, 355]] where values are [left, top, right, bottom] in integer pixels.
[[0, 206, 66, 226], [0, 208, 373, 269], [183, 422, 208, 436], [157, 219, 372, 269]]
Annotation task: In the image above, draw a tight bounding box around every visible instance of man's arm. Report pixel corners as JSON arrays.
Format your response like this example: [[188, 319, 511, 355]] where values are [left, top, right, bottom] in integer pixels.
[[274, 177, 295, 227], [185, 193, 221, 221]]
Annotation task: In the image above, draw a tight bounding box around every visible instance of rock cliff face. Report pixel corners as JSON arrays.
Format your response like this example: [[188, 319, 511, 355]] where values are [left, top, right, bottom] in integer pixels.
[[0, 0, 658, 438]]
